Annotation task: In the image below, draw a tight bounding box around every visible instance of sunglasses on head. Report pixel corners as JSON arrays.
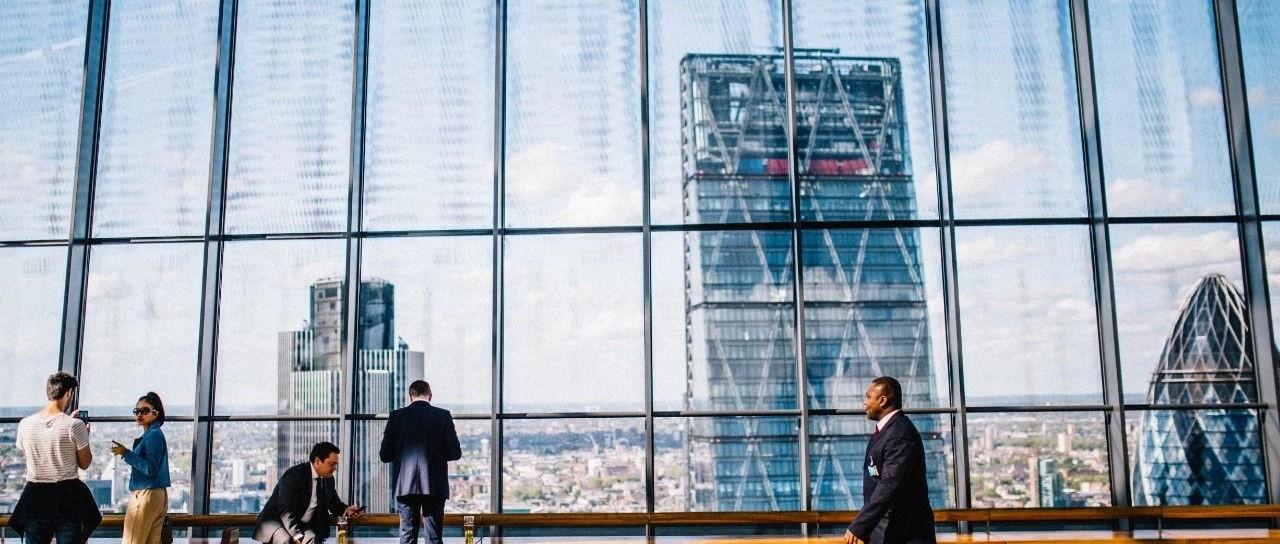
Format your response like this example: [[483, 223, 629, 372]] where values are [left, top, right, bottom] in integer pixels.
[[132, 407, 155, 416]]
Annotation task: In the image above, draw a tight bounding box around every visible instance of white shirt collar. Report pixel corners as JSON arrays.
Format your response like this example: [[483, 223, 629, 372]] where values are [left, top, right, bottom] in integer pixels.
[[876, 409, 901, 432], [310, 463, 320, 480]]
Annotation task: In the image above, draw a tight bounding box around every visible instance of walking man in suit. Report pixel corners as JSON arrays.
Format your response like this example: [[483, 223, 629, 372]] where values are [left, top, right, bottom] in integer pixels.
[[254, 442, 364, 544], [844, 376, 936, 544], [380, 380, 462, 544]]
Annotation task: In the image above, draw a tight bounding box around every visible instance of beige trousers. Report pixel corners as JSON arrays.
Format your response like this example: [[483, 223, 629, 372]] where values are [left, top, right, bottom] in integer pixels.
[[122, 488, 168, 544]]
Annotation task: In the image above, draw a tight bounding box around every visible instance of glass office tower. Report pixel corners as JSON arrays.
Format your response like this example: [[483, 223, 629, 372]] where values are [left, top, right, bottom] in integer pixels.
[[680, 53, 944, 510]]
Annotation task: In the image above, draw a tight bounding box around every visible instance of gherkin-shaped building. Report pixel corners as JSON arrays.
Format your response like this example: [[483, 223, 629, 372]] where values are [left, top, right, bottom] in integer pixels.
[[1133, 274, 1266, 505]]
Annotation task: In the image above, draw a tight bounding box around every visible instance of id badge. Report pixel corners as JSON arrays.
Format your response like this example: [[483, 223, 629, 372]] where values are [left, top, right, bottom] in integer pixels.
[[867, 462, 879, 477]]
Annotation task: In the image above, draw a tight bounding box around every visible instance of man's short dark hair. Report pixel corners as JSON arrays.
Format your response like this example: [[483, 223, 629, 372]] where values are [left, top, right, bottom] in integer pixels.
[[310, 441, 340, 463], [871, 376, 903, 409], [47, 372, 79, 401], [408, 380, 431, 398]]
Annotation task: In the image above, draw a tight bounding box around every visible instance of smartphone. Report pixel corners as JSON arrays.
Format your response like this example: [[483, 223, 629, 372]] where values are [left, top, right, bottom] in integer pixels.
[[74, 409, 90, 421]]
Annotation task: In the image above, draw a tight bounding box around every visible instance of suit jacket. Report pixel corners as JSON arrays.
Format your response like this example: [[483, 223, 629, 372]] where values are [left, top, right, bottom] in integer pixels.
[[253, 462, 349, 543], [379, 400, 462, 499], [848, 413, 936, 544]]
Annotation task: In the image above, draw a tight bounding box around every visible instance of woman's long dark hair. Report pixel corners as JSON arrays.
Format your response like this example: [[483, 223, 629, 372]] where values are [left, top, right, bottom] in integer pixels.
[[139, 391, 165, 426]]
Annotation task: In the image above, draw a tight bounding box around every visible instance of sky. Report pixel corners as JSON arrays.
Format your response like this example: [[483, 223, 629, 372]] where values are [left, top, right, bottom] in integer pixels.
[[2, 0, 1277, 415]]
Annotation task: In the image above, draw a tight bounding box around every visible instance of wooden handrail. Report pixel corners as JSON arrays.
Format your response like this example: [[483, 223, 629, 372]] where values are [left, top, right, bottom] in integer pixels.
[[1, 505, 1277, 529]]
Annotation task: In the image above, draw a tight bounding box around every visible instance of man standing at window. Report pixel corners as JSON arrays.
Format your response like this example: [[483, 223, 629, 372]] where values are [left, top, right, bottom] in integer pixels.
[[380, 380, 462, 544], [844, 376, 936, 544], [254, 442, 363, 544]]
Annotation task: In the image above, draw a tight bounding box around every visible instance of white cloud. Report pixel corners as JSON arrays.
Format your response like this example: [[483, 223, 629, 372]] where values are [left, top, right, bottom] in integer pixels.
[[1191, 86, 1222, 108], [955, 235, 1037, 267], [1111, 229, 1238, 273], [949, 139, 1051, 196], [505, 142, 641, 225], [1106, 177, 1185, 212], [1271, 119, 1280, 137], [1247, 86, 1268, 106]]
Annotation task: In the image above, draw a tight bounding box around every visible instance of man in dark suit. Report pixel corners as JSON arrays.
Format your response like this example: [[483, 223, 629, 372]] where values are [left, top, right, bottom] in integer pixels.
[[254, 442, 364, 544], [380, 380, 462, 544], [844, 376, 936, 544]]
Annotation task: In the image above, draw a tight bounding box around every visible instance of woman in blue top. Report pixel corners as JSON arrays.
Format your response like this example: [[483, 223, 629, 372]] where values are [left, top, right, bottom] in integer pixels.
[[110, 392, 171, 544]]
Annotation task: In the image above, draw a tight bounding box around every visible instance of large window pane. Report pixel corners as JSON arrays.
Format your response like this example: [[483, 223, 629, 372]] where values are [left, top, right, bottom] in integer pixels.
[[956, 226, 1102, 405], [648, 0, 790, 225], [504, 1, 642, 228], [86, 421, 194, 513], [941, 0, 1086, 218], [215, 240, 346, 415], [968, 412, 1109, 507], [358, 236, 492, 414], [1263, 223, 1280, 351], [1090, 0, 1234, 216], [0, 246, 66, 416], [653, 230, 795, 413], [362, 0, 495, 231], [225, 0, 354, 234], [79, 243, 203, 417], [1240, 1, 1280, 212], [811, 414, 953, 509], [354, 419, 490, 514], [503, 418, 645, 512], [1127, 409, 1266, 505], [1110, 224, 1248, 404], [804, 228, 949, 410], [209, 420, 338, 513], [655, 416, 799, 512], [504, 234, 643, 412], [794, 0, 938, 220], [0, 2, 87, 241], [92, 0, 219, 237]]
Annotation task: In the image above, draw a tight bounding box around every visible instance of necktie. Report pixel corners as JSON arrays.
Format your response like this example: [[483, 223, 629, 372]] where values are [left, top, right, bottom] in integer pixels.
[[871, 428, 881, 443]]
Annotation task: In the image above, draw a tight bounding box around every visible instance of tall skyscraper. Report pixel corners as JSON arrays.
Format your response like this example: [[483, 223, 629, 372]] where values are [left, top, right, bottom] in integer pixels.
[[1030, 457, 1064, 508], [277, 278, 423, 511], [680, 52, 945, 510], [1133, 274, 1267, 505]]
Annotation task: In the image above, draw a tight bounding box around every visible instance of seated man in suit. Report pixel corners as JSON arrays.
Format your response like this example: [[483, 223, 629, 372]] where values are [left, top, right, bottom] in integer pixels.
[[254, 442, 363, 544]]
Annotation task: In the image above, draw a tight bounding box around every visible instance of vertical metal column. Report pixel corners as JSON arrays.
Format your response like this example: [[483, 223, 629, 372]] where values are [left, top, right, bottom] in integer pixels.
[[490, 0, 508, 523], [192, 0, 238, 517], [1067, 0, 1132, 512], [638, 0, 657, 531], [59, 0, 111, 383], [1213, 0, 1280, 506], [338, 0, 373, 502], [923, 0, 971, 517], [780, 0, 812, 523]]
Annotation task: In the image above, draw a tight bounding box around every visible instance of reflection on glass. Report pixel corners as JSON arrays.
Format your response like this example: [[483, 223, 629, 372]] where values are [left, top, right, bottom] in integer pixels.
[[215, 240, 346, 415], [79, 243, 203, 417], [1109, 224, 1246, 403], [0, 1, 87, 241], [93, 0, 218, 237], [1127, 409, 1265, 505], [956, 226, 1102, 405], [355, 419, 490, 514], [503, 234, 643, 412], [86, 422, 194, 513], [810, 415, 953, 509], [504, 418, 644, 512], [803, 228, 948, 410], [504, 0, 641, 227], [1239, 1, 1280, 212], [647, 0, 783, 224], [794, 0, 938, 219], [363, 0, 495, 231], [225, 0, 354, 234], [359, 237, 492, 413], [653, 230, 795, 412], [655, 416, 799, 512], [941, 0, 1086, 218], [968, 412, 1109, 508], [0, 247, 66, 415], [209, 421, 338, 513], [1090, 0, 1234, 216], [1263, 223, 1280, 351]]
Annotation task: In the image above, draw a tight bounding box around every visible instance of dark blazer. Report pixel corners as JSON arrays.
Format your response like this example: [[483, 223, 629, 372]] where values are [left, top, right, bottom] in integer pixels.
[[253, 462, 349, 543], [379, 400, 462, 499], [848, 412, 936, 544]]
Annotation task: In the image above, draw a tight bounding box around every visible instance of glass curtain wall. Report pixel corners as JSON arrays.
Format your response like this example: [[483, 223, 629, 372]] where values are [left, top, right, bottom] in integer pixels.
[[0, 0, 1276, 518]]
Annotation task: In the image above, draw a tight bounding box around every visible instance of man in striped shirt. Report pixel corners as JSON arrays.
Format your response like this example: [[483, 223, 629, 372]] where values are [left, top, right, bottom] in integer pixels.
[[11, 372, 100, 544]]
